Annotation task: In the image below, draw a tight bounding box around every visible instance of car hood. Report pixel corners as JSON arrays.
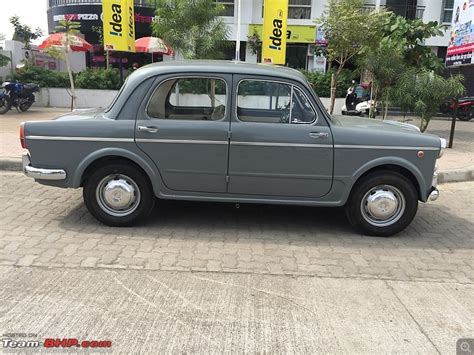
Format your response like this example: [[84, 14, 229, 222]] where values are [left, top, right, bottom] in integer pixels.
[[332, 115, 420, 133], [54, 108, 107, 121]]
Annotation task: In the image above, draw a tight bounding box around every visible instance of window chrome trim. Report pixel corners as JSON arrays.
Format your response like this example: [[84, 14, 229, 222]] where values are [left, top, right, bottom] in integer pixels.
[[136, 139, 227, 145], [25, 136, 134, 142], [334, 144, 439, 151], [145, 75, 229, 122], [235, 78, 318, 125]]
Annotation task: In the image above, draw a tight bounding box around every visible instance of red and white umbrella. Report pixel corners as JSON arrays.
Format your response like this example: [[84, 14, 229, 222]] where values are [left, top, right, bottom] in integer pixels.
[[135, 37, 173, 56], [38, 32, 92, 52]]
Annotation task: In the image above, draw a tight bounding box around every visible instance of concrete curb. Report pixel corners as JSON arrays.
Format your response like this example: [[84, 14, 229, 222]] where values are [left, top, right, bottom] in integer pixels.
[[1, 157, 473, 184], [0, 158, 22, 171], [438, 166, 474, 184]]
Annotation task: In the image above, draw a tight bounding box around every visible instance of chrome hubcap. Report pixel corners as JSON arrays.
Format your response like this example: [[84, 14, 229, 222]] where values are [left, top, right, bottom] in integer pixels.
[[361, 185, 405, 227], [96, 174, 140, 217]]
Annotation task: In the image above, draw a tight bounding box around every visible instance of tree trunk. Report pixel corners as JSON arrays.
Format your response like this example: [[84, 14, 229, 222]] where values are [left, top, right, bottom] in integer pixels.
[[210, 79, 216, 108], [420, 116, 430, 132], [329, 74, 337, 114], [329, 65, 344, 115], [65, 51, 75, 111]]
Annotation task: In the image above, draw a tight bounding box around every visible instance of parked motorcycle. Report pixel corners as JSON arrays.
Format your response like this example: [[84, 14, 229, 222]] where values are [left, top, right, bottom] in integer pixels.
[[439, 97, 474, 121], [0, 80, 39, 114], [341, 81, 377, 117]]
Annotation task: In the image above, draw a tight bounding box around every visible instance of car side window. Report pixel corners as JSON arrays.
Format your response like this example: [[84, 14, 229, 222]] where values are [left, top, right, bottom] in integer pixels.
[[237, 80, 291, 124], [236, 80, 316, 124], [147, 77, 227, 121], [290, 87, 316, 123]]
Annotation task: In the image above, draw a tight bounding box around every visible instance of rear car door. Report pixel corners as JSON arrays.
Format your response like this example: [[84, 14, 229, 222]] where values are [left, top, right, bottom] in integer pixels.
[[228, 76, 334, 198], [135, 74, 230, 193]]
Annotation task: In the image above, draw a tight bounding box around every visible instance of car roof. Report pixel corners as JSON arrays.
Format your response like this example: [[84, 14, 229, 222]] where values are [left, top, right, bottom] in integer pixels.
[[129, 60, 308, 85]]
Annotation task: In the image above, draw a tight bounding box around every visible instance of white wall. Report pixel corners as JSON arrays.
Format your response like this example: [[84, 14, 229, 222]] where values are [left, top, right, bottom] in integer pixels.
[[33, 88, 118, 109], [419, 0, 451, 48], [0, 50, 13, 80], [2, 40, 86, 74]]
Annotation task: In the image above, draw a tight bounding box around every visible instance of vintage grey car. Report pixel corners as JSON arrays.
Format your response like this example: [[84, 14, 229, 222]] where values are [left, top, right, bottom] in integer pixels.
[[21, 61, 445, 236]]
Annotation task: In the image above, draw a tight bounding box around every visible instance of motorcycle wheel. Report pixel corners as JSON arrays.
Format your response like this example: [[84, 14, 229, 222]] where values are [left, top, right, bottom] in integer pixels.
[[0, 96, 11, 114], [457, 106, 473, 121], [18, 100, 33, 113]]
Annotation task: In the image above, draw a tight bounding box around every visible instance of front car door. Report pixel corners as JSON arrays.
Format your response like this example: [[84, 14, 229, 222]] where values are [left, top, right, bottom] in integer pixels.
[[135, 74, 230, 193], [228, 76, 333, 198]]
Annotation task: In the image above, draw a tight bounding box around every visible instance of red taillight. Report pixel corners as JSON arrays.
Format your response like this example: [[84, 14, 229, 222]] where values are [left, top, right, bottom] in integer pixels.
[[20, 122, 26, 149]]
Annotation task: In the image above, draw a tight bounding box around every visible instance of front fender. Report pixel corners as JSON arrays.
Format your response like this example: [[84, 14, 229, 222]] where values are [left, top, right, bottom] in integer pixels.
[[342, 156, 428, 203], [71, 147, 164, 196]]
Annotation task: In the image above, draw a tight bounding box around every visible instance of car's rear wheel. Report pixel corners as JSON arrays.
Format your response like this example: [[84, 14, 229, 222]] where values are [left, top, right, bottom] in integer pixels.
[[83, 163, 155, 226], [345, 171, 418, 237]]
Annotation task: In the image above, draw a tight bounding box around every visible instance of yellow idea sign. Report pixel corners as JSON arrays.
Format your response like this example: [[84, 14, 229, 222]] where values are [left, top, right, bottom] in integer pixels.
[[261, 0, 288, 65], [102, 0, 135, 52]]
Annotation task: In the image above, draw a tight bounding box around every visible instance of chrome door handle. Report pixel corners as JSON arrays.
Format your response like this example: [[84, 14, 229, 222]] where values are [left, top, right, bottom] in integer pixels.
[[138, 126, 159, 133], [309, 132, 329, 139]]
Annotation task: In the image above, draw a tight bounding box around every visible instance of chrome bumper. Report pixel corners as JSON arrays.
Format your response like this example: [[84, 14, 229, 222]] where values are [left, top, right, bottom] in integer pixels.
[[428, 166, 440, 201], [22, 153, 66, 181], [429, 188, 439, 201]]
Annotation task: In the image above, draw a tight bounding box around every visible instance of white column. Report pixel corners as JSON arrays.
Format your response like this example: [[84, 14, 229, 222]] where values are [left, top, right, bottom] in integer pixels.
[[235, 0, 242, 61]]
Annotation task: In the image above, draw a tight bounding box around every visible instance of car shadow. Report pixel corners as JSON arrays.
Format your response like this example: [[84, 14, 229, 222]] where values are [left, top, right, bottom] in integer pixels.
[[58, 198, 474, 250]]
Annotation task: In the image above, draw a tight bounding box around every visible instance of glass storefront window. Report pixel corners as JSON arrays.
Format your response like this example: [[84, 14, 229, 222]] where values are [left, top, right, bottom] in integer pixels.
[[216, 0, 234, 16]]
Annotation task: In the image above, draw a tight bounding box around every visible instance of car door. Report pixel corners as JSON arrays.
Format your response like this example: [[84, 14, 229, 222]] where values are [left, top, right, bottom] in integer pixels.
[[135, 74, 231, 193], [228, 76, 334, 198]]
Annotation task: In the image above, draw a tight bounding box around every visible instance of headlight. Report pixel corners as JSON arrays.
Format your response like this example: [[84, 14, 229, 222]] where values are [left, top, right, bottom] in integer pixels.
[[438, 138, 447, 158]]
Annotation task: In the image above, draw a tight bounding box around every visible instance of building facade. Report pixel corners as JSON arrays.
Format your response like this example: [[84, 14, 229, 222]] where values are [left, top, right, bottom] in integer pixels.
[[46, 0, 455, 70], [224, 0, 454, 70]]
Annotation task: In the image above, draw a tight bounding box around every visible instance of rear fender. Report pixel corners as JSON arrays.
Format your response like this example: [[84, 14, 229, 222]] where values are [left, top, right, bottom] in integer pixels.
[[71, 147, 164, 196]]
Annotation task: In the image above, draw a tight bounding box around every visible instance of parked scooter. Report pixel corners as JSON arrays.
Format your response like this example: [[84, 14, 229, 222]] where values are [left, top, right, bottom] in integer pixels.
[[439, 97, 474, 121], [341, 81, 377, 117], [0, 64, 39, 114], [0, 80, 39, 114]]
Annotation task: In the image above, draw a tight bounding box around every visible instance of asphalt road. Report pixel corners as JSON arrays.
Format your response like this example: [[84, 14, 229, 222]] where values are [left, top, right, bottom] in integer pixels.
[[0, 173, 473, 352]]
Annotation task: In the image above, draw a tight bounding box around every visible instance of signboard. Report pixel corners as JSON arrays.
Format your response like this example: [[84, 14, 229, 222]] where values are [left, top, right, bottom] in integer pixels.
[[261, 0, 288, 64], [102, 0, 135, 52], [312, 55, 327, 73], [47, 5, 156, 35], [315, 26, 327, 46], [249, 24, 316, 44], [446, 0, 474, 66]]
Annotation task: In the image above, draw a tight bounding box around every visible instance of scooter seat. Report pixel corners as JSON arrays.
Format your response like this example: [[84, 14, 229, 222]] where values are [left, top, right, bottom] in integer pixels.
[[24, 83, 39, 91]]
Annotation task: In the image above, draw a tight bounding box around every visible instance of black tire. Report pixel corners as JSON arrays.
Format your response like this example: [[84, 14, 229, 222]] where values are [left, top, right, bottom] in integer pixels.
[[18, 100, 33, 112], [457, 106, 473, 121], [0, 96, 11, 114], [345, 171, 418, 237], [83, 162, 155, 226]]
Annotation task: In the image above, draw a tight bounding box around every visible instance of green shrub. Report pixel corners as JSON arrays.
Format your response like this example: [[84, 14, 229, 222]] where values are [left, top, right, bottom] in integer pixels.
[[302, 69, 357, 98], [12, 66, 70, 88], [11, 66, 121, 90], [75, 68, 121, 90]]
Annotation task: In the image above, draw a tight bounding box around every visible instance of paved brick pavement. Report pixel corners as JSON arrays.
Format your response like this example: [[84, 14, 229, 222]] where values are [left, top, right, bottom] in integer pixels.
[[0, 171, 472, 283]]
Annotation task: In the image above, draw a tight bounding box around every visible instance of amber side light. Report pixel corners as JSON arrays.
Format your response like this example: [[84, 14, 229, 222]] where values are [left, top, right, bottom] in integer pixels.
[[20, 123, 26, 149]]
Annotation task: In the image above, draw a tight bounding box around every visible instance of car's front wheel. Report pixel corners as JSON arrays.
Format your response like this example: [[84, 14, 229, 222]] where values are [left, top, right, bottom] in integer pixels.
[[345, 171, 418, 237], [83, 162, 155, 226]]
